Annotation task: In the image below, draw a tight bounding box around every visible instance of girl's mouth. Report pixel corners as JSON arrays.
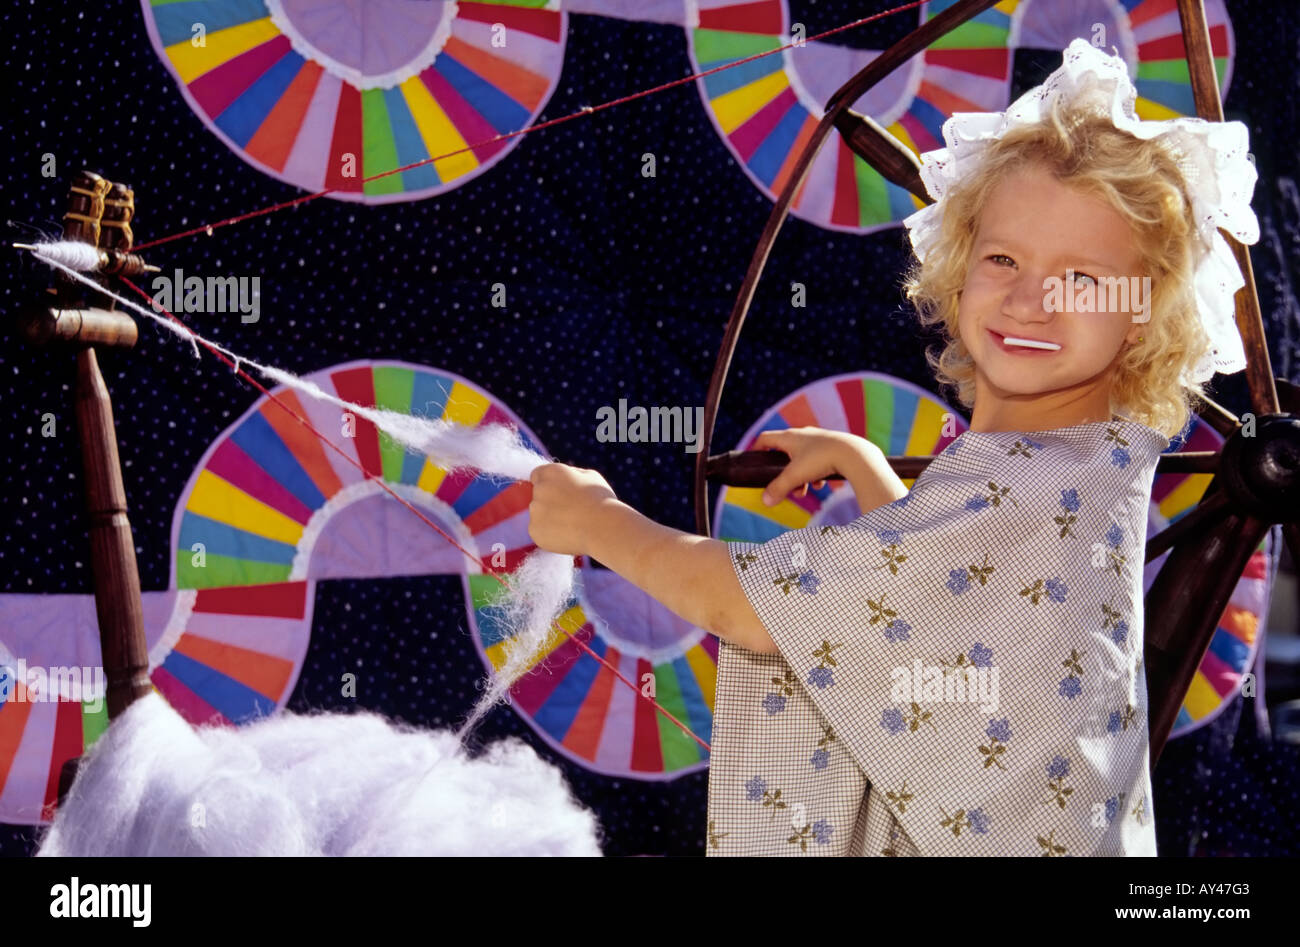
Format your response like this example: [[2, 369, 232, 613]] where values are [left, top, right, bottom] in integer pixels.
[[988, 329, 1062, 354]]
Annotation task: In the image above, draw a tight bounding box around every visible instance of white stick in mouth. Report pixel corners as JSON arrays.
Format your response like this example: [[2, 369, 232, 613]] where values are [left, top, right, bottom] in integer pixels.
[[1004, 336, 1062, 351]]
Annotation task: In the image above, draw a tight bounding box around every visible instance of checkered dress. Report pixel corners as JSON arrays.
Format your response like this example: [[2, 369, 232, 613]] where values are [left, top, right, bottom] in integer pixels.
[[705, 418, 1168, 856]]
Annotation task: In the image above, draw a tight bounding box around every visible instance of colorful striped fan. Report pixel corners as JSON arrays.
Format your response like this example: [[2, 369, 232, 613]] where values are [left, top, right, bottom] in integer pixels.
[[1011, 0, 1235, 119], [1145, 417, 1271, 740], [166, 360, 551, 727], [473, 564, 718, 779], [173, 359, 714, 780], [140, 0, 567, 202], [687, 0, 1234, 234], [0, 589, 191, 823], [714, 372, 967, 542]]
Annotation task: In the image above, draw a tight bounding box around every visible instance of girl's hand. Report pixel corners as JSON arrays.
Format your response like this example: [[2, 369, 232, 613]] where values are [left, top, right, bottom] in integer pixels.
[[754, 427, 877, 506], [527, 463, 619, 557]]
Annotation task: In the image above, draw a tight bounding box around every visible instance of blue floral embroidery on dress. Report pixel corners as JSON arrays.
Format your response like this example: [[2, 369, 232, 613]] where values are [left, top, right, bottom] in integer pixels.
[[950, 553, 995, 593], [1055, 488, 1081, 537], [1104, 425, 1132, 469], [1106, 704, 1137, 735], [867, 594, 910, 645], [1105, 794, 1122, 822], [1058, 646, 1085, 696], [811, 748, 829, 770], [940, 642, 993, 677], [747, 779, 788, 817], [1112, 619, 1129, 645], [979, 718, 1011, 770], [1021, 576, 1068, 604], [874, 531, 908, 574], [775, 570, 821, 594], [883, 619, 912, 643], [881, 708, 906, 735], [1101, 523, 1128, 577], [1100, 601, 1128, 644], [806, 640, 840, 689], [812, 820, 834, 845], [940, 805, 988, 836], [1045, 756, 1074, 808], [964, 495, 990, 512], [765, 670, 796, 715]]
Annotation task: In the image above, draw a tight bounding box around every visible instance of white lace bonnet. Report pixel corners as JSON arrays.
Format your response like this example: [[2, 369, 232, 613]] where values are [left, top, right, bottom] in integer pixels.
[[901, 38, 1260, 385]]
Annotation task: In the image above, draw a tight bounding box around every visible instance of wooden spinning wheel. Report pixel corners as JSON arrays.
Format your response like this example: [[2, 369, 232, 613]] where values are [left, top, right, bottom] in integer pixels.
[[692, 0, 1299, 764]]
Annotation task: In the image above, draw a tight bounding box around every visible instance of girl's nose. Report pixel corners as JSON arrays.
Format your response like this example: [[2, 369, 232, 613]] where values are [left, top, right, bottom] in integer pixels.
[[1003, 271, 1053, 321]]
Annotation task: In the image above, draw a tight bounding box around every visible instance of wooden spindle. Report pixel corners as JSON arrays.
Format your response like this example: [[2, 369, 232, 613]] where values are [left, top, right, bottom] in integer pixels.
[[39, 172, 152, 812], [78, 177, 152, 721]]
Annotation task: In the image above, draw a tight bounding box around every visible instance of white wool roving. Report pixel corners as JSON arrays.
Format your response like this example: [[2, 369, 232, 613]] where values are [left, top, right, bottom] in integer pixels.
[[457, 549, 579, 742], [37, 693, 602, 856]]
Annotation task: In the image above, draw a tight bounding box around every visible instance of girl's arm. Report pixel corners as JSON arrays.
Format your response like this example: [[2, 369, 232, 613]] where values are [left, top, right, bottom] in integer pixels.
[[832, 438, 911, 511], [583, 499, 778, 653], [526, 438, 908, 656], [756, 428, 909, 513]]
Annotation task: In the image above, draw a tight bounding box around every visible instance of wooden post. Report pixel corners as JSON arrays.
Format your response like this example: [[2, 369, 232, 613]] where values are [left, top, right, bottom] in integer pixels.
[[76, 176, 152, 720], [29, 172, 154, 809]]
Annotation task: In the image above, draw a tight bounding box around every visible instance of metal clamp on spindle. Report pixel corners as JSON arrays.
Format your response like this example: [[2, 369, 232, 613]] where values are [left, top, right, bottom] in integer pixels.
[[97, 246, 159, 277], [15, 171, 145, 350]]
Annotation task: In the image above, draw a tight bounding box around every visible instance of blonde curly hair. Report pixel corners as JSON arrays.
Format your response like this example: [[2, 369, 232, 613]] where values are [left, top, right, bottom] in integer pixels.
[[903, 101, 1212, 440]]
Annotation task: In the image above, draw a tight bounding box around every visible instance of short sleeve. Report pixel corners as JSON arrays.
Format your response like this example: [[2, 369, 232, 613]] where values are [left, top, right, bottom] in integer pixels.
[[720, 424, 1162, 856]]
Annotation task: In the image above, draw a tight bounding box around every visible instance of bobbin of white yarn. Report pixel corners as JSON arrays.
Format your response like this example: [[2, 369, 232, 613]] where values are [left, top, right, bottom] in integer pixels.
[[14, 240, 103, 272]]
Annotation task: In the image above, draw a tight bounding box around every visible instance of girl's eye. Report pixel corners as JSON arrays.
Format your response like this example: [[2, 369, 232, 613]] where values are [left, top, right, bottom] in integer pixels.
[[1070, 271, 1098, 287], [988, 254, 1015, 267]]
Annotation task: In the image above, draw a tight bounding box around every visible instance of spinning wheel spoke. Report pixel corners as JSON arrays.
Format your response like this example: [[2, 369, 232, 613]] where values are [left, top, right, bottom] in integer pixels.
[[1190, 392, 1239, 440], [1144, 488, 1230, 564], [1145, 512, 1272, 760]]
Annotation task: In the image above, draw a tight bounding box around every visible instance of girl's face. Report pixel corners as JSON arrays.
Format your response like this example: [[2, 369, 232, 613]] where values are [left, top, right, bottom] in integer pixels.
[[957, 162, 1147, 430]]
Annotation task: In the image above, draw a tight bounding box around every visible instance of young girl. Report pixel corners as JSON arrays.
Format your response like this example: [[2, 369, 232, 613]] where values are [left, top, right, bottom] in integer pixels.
[[525, 40, 1258, 856]]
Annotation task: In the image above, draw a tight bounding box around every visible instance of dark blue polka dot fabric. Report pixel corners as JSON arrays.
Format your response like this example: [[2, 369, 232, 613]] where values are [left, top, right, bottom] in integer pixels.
[[0, 0, 1297, 857]]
